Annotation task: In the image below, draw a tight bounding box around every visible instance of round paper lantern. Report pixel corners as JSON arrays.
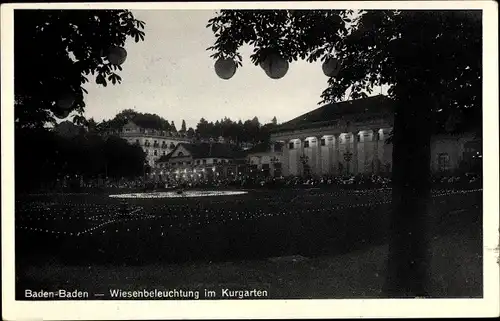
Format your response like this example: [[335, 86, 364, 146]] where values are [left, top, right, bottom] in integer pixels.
[[261, 53, 289, 79], [57, 92, 75, 110], [214, 58, 236, 80], [107, 46, 127, 65], [53, 108, 71, 120], [322, 57, 342, 78], [259, 60, 268, 71]]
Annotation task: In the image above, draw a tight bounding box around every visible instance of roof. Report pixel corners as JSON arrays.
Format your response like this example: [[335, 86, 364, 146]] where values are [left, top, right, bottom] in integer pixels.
[[273, 95, 395, 132], [156, 152, 174, 163], [156, 143, 246, 163], [272, 94, 481, 135]]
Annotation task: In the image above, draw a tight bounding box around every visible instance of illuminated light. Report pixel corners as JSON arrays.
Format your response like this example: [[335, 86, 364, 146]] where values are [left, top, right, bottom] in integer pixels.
[[322, 57, 342, 78], [109, 190, 248, 199], [261, 52, 289, 79], [107, 46, 127, 65], [53, 108, 71, 120], [57, 92, 75, 110], [214, 57, 237, 80]]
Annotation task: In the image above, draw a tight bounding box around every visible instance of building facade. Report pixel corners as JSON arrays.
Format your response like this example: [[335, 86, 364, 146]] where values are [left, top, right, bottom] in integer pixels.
[[270, 95, 481, 177], [152, 142, 247, 181], [119, 120, 191, 167], [245, 142, 284, 177]]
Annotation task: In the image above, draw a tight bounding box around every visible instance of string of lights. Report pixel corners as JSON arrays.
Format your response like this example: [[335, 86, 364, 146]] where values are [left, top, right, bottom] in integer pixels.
[[16, 188, 482, 238]]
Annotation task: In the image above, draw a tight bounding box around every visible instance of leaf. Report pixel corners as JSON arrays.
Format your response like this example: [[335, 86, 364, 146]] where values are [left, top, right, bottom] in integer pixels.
[[96, 74, 104, 85], [108, 74, 116, 85]]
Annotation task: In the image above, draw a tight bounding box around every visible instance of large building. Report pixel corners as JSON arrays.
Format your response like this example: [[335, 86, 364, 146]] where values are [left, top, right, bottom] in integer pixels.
[[270, 95, 482, 177], [245, 142, 284, 177], [153, 142, 247, 181], [119, 120, 191, 167]]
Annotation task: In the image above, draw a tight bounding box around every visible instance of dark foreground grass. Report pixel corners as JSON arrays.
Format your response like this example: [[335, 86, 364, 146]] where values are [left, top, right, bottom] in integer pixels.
[[14, 187, 482, 299]]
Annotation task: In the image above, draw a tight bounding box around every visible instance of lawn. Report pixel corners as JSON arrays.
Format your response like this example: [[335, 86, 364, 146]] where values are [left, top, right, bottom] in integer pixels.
[[14, 187, 483, 299]]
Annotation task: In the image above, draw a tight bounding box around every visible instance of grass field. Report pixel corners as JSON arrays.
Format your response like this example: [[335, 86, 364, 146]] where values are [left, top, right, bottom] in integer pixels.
[[14, 187, 483, 299]]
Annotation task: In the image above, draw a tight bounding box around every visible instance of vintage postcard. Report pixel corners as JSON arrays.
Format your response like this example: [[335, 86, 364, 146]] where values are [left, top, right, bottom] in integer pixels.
[[1, 1, 498, 319]]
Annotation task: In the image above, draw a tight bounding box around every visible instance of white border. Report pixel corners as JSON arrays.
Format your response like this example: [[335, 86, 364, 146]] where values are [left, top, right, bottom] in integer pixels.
[[2, 1, 499, 319]]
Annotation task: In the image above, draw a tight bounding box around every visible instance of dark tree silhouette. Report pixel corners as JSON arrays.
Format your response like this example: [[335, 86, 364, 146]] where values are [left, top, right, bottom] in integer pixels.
[[15, 127, 145, 192], [180, 120, 187, 133], [207, 9, 481, 297], [14, 9, 145, 129], [187, 127, 195, 138], [99, 110, 174, 133]]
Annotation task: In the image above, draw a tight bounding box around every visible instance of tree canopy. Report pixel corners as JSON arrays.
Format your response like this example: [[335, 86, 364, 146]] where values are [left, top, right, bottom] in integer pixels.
[[97, 109, 180, 133], [14, 9, 146, 129], [97, 110, 277, 144], [194, 116, 276, 143], [207, 9, 482, 297], [207, 10, 481, 131], [16, 127, 146, 192], [180, 120, 187, 133]]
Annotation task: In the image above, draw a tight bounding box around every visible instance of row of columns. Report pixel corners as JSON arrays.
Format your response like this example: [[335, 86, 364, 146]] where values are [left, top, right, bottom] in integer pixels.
[[275, 128, 387, 177]]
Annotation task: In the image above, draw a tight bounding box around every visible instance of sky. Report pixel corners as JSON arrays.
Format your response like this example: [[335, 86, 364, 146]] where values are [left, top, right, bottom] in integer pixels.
[[81, 10, 381, 129]]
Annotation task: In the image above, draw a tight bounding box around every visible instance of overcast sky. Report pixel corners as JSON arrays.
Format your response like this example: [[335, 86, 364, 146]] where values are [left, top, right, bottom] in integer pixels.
[[81, 10, 380, 129]]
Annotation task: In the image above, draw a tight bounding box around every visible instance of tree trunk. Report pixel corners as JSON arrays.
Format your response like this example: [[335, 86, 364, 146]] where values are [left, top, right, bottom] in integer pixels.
[[384, 93, 434, 297]]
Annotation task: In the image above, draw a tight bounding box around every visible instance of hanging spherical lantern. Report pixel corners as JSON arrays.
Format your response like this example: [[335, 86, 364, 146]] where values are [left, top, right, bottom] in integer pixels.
[[214, 58, 236, 80], [259, 60, 268, 72], [53, 108, 71, 120], [322, 57, 342, 78], [57, 92, 75, 110], [261, 53, 289, 79], [107, 46, 127, 65]]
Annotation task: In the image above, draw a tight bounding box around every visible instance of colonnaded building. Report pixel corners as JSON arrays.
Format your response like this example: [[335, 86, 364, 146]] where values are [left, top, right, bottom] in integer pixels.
[[269, 95, 482, 177]]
